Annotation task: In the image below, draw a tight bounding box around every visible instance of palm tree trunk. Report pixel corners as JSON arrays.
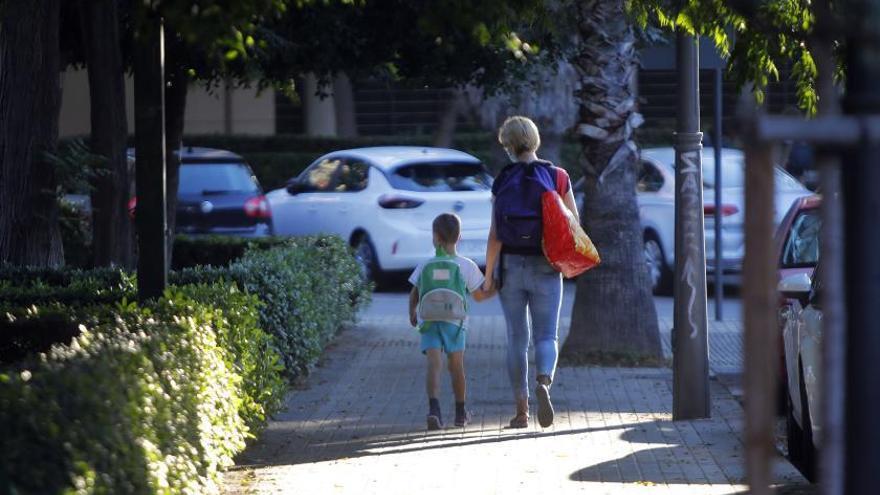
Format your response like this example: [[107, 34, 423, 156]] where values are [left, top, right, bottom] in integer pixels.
[[560, 0, 662, 363], [0, 0, 64, 267]]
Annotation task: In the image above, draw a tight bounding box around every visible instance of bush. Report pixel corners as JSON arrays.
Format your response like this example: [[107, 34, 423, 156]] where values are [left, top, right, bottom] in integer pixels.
[[0, 266, 135, 306], [173, 235, 371, 378], [172, 235, 290, 270], [0, 289, 238, 493]]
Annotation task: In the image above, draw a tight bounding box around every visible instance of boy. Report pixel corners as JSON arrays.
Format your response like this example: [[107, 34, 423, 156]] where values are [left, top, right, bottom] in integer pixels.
[[409, 213, 495, 430]]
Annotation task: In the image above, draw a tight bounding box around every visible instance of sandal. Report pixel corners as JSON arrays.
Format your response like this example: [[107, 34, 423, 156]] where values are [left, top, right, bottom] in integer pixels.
[[508, 413, 529, 429]]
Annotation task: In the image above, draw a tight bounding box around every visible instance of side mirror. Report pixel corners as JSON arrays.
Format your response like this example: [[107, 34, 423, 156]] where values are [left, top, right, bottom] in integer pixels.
[[777, 272, 812, 306], [286, 180, 307, 195]]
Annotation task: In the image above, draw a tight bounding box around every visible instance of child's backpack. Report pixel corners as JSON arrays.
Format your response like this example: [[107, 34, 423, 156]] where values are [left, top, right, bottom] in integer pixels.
[[417, 250, 468, 324], [493, 160, 559, 248]]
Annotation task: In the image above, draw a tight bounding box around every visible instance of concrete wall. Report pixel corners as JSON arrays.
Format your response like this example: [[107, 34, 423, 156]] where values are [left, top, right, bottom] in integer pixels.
[[59, 69, 275, 138]]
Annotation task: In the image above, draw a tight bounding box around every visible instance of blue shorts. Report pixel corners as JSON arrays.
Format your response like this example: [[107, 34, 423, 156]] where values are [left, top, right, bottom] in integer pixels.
[[420, 321, 466, 354]]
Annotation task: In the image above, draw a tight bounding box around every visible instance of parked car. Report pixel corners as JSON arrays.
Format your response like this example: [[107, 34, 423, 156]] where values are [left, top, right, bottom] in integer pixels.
[[128, 147, 272, 237], [773, 195, 822, 413], [267, 146, 493, 281], [574, 147, 811, 293], [778, 262, 823, 481]]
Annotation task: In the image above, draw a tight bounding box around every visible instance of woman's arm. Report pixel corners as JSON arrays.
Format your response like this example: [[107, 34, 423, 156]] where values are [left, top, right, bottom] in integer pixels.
[[483, 204, 502, 291], [562, 186, 581, 225]]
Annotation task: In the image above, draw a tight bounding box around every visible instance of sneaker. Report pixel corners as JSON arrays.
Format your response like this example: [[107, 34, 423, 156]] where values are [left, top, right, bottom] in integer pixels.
[[454, 409, 472, 427], [427, 414, 443, 431], [536, 383, 554, 427]]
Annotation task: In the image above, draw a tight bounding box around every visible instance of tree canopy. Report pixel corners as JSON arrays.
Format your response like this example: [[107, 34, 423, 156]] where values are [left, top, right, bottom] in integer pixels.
[[628, 0, 842, 116]]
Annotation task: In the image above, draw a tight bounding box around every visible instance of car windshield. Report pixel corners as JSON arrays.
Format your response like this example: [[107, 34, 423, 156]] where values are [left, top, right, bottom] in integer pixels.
[[178, 163, 259, 195], [389, 162, 492, 192], [781, 208, 822, 268], [701, 156, 804, 190]]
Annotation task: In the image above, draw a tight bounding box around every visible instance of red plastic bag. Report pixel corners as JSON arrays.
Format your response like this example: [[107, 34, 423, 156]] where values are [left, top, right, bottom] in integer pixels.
[[541, 190, 600, 278]]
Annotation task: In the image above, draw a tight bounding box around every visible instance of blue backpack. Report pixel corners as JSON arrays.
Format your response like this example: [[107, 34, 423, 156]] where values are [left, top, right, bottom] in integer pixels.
[[493, 160, 559, 248]]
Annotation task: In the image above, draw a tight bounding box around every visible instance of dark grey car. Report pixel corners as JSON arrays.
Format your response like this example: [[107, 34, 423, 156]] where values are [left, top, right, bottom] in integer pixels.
[[129, 147, 272, 236]]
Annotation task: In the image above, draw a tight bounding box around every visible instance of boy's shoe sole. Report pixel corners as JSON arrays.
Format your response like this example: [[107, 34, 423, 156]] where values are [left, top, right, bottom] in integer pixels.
[[536, 384, 554, 428], [454, 410, 472, 427], [427, 415, 443, 431]]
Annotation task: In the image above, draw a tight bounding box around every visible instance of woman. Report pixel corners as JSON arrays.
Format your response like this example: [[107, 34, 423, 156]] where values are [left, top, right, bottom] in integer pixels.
[[483, 116, 580, 428]]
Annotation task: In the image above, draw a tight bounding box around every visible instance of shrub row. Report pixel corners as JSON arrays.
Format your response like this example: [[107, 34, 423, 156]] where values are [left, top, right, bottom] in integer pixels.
[[1, 236, 371, 379], [0, 235, 369, 493], [173, 235, 371, 378], [0, 283, 285, 494]]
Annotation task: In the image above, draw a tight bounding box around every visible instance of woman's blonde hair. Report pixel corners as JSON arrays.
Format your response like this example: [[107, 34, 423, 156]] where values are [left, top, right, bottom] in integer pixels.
[[497, 116, 541, 155]]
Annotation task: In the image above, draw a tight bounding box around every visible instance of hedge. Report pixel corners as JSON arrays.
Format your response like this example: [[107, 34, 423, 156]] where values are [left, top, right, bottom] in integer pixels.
[[0, 283, 284, 494], [171, 235, 291, 270], [172, 235, 372, 378], [1, 235, 371, 380]]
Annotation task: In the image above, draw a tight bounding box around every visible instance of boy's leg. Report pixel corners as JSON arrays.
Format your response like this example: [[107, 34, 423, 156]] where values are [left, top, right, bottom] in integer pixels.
[[447, 350, 466, 403], [426, 348, 443, 402], [425, 347, 444, 430], [447, 350, 471, 426]]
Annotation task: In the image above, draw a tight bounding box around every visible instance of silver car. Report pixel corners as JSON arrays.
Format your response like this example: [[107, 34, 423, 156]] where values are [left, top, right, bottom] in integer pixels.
[[575, 147, 810, 293]]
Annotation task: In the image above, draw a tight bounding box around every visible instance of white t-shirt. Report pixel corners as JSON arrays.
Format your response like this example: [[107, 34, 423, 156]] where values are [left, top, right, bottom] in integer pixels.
[[409, 255, 485, 328]]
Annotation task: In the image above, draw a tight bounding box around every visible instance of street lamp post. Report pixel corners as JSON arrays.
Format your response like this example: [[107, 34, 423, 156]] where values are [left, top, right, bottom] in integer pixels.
[[672, 32, 710, 421]]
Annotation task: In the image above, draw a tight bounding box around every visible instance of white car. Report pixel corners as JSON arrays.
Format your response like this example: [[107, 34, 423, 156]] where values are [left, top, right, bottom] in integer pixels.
[[267, 147, 493, 281], [575, 147, 810, 293], [778, 267, 823, 480]]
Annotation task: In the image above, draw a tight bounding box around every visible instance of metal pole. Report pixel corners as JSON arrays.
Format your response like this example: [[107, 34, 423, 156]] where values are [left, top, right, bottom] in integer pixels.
[[810, 1, 845, 493], [843, 0, 880, 489], [134, 15, 167, 302], [713, 67, 724, 321], [742, 141, 777, 495], [672, 32, 710, 420]]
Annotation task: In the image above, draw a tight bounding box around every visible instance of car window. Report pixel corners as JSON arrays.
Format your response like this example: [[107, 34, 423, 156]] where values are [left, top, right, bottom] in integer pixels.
[[781, 209, 821, 268], [637, 161, 664, 193], [301, 157, 344, 192], [389, 162, 492, 192], [178, 163, 259, 195], [335, 161, 370, 192]]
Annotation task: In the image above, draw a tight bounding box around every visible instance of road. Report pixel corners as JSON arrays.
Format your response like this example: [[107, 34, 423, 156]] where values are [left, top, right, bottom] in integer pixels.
[[362, 280, 743, 321]]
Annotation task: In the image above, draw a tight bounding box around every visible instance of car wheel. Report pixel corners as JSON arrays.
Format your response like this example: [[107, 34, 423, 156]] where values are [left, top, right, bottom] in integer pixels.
[[353, 234, 381, 287], [798, 365, 818, 482], [644, 233, 672, 295]]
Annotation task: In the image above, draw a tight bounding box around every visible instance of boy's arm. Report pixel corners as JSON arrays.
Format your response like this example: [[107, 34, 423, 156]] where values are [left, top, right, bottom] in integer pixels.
[[408, 286, 419, 327]]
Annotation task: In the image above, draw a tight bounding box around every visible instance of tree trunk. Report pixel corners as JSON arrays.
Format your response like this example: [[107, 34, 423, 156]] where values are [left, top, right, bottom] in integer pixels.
[[163, 36, 188, 268], [333, 72, 358, 138], [560, 0, 662, 363], [80, 0, 132, 268], [540, 132, 563, 167], [433, 90, 465, 148], [0, 0, 64, 267]]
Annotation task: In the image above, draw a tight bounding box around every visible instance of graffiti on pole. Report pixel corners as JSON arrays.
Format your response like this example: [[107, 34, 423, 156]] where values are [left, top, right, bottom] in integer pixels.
[[679, 150, 702, 339]]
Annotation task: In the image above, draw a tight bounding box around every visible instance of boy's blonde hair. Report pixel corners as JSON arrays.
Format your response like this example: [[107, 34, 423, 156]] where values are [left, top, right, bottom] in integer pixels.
[[433, 213, 461, 245], [498, 116, 541, 155]]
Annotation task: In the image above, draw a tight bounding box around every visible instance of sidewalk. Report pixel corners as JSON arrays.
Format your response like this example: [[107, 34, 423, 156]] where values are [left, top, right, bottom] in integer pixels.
[[224, 315, 807, 494]]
